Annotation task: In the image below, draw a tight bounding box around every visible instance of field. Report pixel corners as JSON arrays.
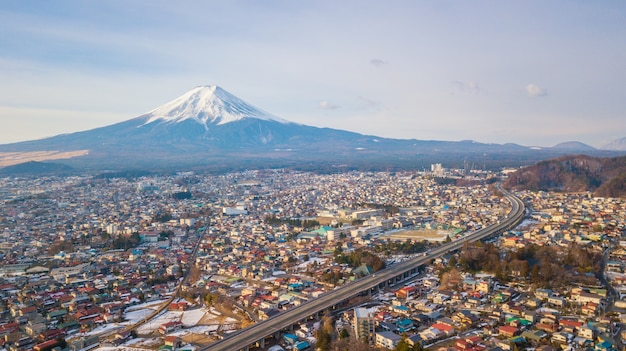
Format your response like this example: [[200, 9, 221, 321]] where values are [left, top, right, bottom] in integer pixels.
[[382, 229, 451, 242], [0, 150, 88, 166]]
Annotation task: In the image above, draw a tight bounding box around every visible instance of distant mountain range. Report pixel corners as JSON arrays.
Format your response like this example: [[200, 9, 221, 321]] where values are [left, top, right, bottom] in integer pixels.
[[0, 85, 624, 172], [602, 137, 626, 151], [0, 161, 74, 176], [504, 154, 626, 198], [550, 141, 596, 151]]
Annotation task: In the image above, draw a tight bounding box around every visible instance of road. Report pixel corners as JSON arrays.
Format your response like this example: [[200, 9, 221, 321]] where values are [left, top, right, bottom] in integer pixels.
[[103, 230, 206, 342], [200, 185, 526, 351]]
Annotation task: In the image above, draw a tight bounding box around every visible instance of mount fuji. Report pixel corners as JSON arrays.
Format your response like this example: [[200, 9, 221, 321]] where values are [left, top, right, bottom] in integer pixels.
[[0, 85, 405, 168], [1, 85, 622, 171], [142, 85, 290, 127]]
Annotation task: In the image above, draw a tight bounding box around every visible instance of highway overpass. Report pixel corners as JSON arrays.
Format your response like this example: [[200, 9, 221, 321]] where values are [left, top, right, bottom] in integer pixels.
[[201, 186, 526, 351]]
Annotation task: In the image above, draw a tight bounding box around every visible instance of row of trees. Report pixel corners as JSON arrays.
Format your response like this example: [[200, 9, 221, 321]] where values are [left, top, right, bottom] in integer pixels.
[[49, 231, 143, 256], [360, 202, 400, 215], [264, 214, 320, 229], [334, 247, 386, 273], [373, 239, 431, 255], [455, 242, 602, 288]]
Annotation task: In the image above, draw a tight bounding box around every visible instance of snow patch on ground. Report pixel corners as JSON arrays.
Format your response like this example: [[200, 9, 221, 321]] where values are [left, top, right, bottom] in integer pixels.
[[125, 299, 169, 312], [136, 310, 181, 334], [181, 308, 206, 326], [296, 257, 326, 269], [78, 323, 123, 337], [124, 308, 154, 324]]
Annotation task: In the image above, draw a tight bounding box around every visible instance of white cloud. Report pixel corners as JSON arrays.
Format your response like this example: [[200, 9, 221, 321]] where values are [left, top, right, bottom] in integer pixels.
[[526, 83, 547, 97], [319, 101, 340, 110], [370, 59, 388, 67]]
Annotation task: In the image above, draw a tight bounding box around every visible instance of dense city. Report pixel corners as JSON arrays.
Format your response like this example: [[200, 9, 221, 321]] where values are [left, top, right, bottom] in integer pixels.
[[0, 167, 624, 351]]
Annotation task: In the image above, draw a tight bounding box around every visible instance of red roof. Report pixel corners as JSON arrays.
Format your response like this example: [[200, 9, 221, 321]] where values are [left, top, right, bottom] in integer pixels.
[[559, 319, 583, 328], [432, 323, 454, 332], [466, 336, 482, 344], [456, 339, 470, 349], [499, 325, 518, 334], [0, 322, 19, 332]]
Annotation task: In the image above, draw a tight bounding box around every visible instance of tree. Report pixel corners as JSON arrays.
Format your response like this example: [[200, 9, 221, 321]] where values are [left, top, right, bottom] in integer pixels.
[[188, 264, 202, 284], [316, 328, 332, 351], [531, 265, 540, 285], [395, 340, 411, 351], [204, 293, 218, 306], [339, 328, 350, 339], [315, 315, 337, 351], [352, 219, 364, 226], [448, 255, 458, 268]]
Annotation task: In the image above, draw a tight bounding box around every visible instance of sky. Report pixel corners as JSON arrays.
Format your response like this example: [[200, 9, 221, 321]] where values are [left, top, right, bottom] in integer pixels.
[[1, 1, 625, 148]]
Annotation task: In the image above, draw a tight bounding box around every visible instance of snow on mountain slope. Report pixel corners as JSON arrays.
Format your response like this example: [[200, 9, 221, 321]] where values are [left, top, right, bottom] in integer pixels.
[[142, 85, 290, 128], [602, 137, 626, 151]]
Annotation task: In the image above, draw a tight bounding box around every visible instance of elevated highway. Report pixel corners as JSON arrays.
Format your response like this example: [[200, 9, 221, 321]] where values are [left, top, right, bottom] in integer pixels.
[[201, 186, 526, 351]]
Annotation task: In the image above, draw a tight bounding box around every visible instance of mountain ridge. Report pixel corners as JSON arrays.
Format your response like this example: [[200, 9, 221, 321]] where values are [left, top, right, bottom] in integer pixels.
[[602, 137, 626, 151], [1, 86, 625, 171], [503, 154, 626, 198]]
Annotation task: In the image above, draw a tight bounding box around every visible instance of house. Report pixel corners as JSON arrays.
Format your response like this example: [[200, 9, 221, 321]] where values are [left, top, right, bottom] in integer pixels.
[[455, 336, 486, 351], [164, 335, 182, 349], [159, 321, 183, 334], [293, 340, 311, 351], [551, 332, 570, 344], [396, 318, 414, 333], [582, 302, 599, 316], [375, 331, 402, 349], [283, 333, 299, 345], [258, 308, 281, 320], [578, 325, 595, 339], [169, 301, 189, 311], [522, 329, 549, 342], [498, 325, 519, 338], [391, 304, 410, 316], [396, 286, 418, 299], [431, 323, 455, 337]]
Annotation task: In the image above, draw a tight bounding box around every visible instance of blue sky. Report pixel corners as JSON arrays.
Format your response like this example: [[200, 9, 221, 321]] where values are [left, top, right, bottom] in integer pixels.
[[1, 1, 625, 147]]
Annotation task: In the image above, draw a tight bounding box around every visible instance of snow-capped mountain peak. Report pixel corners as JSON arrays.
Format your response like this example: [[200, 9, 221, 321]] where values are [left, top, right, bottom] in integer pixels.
[[142, 85, 289, 127]]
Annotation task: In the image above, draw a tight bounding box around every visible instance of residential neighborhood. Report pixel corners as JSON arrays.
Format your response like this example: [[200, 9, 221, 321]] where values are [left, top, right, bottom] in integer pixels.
[[0, 168, 624, 351]]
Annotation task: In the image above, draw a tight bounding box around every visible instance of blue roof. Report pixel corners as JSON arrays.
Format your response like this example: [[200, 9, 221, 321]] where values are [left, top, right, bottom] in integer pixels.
[[596, 340, 613, 348], [397, 318, 413, 327], [283, 333, 298, 341], [295, 341, 310, 350]]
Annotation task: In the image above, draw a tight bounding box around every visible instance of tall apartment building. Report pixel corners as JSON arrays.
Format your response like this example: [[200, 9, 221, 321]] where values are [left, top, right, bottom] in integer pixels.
[[354, 307, 375, 344]]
